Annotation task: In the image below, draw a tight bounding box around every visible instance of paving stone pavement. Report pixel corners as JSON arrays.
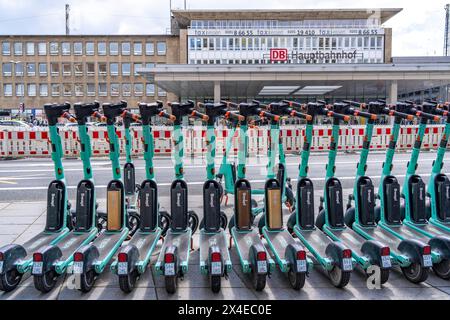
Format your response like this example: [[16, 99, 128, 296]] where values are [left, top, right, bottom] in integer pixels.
[[0, 198, 449, 300]]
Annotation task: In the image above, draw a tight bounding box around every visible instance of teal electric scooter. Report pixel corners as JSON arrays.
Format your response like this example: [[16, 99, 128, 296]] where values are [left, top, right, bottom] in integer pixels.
[[31, 102, 103, 293], [111, 101, 174, 293], [123, 113, 140, 211], [72, 101, 133, 292], [155, 100, 205, 294], [0, 103, 73, 292], [286, 101, 356, 288]]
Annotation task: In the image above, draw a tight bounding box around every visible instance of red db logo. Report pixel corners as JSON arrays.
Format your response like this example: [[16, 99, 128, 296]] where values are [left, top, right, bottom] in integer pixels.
[[270, 49, 288, 62]]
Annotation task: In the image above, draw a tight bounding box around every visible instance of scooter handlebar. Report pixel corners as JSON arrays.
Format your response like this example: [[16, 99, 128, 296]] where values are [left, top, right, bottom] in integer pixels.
[[415, 110, 440, 122], [385, 108, 414, 121], [121, 110, 141, 122], [220, 100, 239, 108], [259, 110, 280, 122], [159, 111, 176, 121], [352, 109, 377, 120], [290, 110, 313, 121], [224, 111, 245, 122], [62, 112, 77, 123], [327, 111, 350, 122], [190, 110, 209, 121]]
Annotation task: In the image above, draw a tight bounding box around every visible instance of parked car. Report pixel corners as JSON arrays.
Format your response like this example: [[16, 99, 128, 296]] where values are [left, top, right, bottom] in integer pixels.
[[0, 120, 32, 128]]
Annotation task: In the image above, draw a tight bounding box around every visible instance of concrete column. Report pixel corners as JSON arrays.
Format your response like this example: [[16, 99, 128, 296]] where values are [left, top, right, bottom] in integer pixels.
[[387, 80, 398, 104], [214, 81, 221, 103]]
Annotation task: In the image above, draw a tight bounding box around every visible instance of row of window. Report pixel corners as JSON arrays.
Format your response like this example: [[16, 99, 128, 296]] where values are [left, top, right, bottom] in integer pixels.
[[1, 41, 167, 56], [189, 57, 384, 64], [188, 36, 384, 51], [2, 83, 166, 97], [2, 62, 156, 77]]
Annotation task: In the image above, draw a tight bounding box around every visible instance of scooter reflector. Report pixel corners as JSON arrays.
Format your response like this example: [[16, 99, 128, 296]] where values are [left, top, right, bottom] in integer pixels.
[[75, 181, 94, 231], [123, 163, 136, 196], [266, 180, 282, 230], [139, 180, 158, 231], [203, 181, 221, 233], [170, 181, 188, 231], [326, 178, 344, 228], [435, 174, 450, 222], [46, 180, 65, 232], [384, 176, 401, 224], [409, 176, 427, 224], [358, 177, 376, 227], [297, 178, 315, 230], [107, 182, 123, 231], [235, 180, 252, 230]]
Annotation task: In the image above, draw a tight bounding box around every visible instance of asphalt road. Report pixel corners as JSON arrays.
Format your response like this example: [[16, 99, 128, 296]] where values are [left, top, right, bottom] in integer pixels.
[[0, 150, 448, 202]]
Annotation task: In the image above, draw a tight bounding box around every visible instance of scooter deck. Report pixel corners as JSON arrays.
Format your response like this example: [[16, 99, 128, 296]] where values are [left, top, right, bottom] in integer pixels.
[[263, 228, 303, 272], [324, 228, 365, 257], [128, 231, 160, 252], [294, 228, 332, 258], [56, 230, 97, 261], [379, 223, 430, 243], [405, 222, 449, 238], [21, 230, 69, 260], [91, 231, 127, 263], [199, 231, 232, 273], [357, 226, 403, 249], [156, 230, 192, 273]]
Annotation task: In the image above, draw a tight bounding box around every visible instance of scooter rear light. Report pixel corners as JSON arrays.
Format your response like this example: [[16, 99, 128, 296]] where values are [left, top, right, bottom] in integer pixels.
[[256, 251, 267, 261], [118, 252, 128, 263], [211, 252, 222, 263], [33, 253, 43, 262], [423, 246, 432, 255], [74, 252, 84, 262], [297, 250, 306, 260], [381, 247, 390, 256], [343, 249, 352, 259], [164, 253, 174, 264]]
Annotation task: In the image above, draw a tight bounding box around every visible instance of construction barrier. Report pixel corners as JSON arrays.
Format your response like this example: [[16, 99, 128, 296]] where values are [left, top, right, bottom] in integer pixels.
[[0, 124, 447, 159]]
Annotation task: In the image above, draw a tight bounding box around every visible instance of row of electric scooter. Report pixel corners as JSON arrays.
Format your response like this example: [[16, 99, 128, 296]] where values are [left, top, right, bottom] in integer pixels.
[[0, 99, 450, 297]]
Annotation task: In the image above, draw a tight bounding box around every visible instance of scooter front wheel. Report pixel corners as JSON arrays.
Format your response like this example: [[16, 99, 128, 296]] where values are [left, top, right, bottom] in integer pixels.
[[288, 269, 306, 290], [401, 263, 429, 283], [78, 270, 97, 293], [328, 266, 351, 288], [0, 269, 23, 292], [188, 211, 199, 234], [165, 275, 177, 294], [210, 275, 221, 293], [33, 270, 58, 293], [432, 259, 450, 280], [119, 270, 139, 293]]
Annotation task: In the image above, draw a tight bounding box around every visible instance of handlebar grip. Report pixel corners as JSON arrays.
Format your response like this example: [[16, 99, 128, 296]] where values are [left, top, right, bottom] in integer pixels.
[[62, 112, 77, 123], [191, 110, 209, 121], [259, 111, 280, 122], [159, 111, 176, 121], [327, 112, 350, 122], [386, 109, 414, 121], [225, 111, 245, 122], [290, 110, 312, 121], [121, 110, 141, 122], [416, 111, 440, 122], [91, 111, 106, 122], [353, 110, 377, 120]]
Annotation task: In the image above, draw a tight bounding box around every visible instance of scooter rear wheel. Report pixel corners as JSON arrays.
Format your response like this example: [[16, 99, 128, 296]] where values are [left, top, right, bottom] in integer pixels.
[[401, 263, 429, 283], [33, 270, 58, 293], [251, 269, 266, 291], [288, 269, 306, 290], [119, 270, 139, 293], [432, 259, 450, 280], [328, 266, 351, 288], [380, 268, 390, 285], [165, 275, 177, 294], [79, 270, 96, 293], [0, 269, 22, 292], [210, 275, 221, 293]]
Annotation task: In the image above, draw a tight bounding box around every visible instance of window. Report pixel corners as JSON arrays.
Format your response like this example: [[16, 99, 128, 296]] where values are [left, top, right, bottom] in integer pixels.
[[157, 86, 166, 97], [98, 62, 107, 75], [50, 42, 59, 55], [87, 83, 95, 96], [145, 62, 155, 69], [16, 84, 24, 96], [122, 83, 131, 96], [27, 63, 36, 76], [145, 42, 154, 55], [50, 63, 60, 76], [62, 42, 71, 55], [98, 42, 106, 55], [3, 84, 12, 96], [74, 63, 83, 76], [134, 83, 143, 96], [38, 42, 47, 55], [146, 83, 155, 96], [133, 63, 142, 76], [110, 63, 119, 76], [62, 63, 71, 76], [39, 63, 47, 76], [75, 83, 84, 96], [74, 42, 83, 55], [2, 63, 12, 76], [14, 42, 23, 55], [28, 84, 36, 97], [2, 42, 11, 55], [122, 42, 131, 55], [122, 63, 131, 76], [39, 84, 48, 97], [98, 83, 107, 96], [86, 63, 95, 75], [51, 84, 60, 96], [86, 42, 94, 55], [157, 42, 166, 55], [111, 83, 120, 96], [26, 42, 35, 55], [15, 63, 24, 76], [133, 42, 142, 55], [110, 42, 119, 55]]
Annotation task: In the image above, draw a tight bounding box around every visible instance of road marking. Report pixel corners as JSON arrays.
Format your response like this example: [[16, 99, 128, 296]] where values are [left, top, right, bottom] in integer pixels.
[[0, 180, 17, 185]]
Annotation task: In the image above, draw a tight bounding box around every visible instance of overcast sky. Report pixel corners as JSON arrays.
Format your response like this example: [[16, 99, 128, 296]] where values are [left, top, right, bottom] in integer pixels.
[[0, 0, 448, 56]]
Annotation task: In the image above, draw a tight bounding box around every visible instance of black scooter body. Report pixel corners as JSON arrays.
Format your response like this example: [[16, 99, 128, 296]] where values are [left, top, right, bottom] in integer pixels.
[[46, 180, 67, 232], [203, 180, 222, 233], [124, 163, 136, 197], [170, 180, 189, 232], [139, 179, 159, 232], [383, 176, 402, 224], [434, 174, 450, 223], [408, 175, 427, 224], [296, 178, 315, 230], [357, 176, 376, 227], [325, 178, 345, 228]]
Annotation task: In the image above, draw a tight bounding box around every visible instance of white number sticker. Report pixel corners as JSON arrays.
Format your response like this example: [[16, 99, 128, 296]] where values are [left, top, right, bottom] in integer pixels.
[[0, 261, 3, 273], [381, 255, 392, 268], [297, 259, 307, 273], [73, 261, 84, 274], [343, 258, 353, 271], [423, 255, 432, 267], [257, 260, 267, 274], [211, 261, 222, 275], [165, 263, 175, 276], [118, 262, 128, 275], [32, 262, 43, 275]]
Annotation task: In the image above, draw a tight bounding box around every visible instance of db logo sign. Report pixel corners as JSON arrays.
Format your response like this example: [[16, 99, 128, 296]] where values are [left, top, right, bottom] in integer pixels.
[[270, 49, 288, 62]]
